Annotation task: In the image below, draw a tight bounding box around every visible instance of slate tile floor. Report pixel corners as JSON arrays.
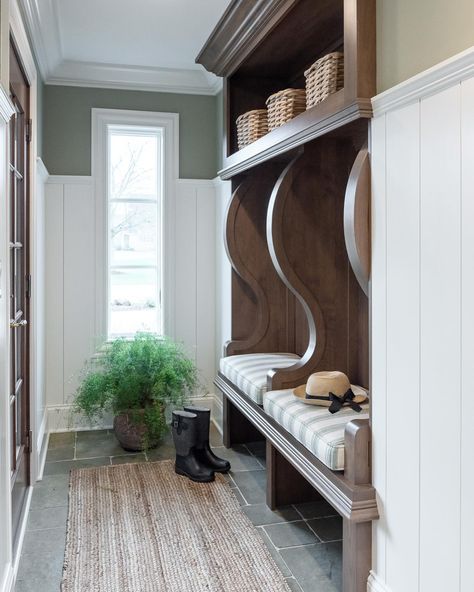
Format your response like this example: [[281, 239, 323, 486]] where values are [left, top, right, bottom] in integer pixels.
[[15, 426, 342, 592]]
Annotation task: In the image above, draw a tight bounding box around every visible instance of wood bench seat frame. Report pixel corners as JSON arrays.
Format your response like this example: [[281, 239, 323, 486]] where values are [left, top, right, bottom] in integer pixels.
[[216, 372, 378, 592]]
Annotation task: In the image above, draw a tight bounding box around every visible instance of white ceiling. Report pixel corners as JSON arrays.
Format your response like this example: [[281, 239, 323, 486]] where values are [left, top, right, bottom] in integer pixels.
[[19, 0, 231, 94]]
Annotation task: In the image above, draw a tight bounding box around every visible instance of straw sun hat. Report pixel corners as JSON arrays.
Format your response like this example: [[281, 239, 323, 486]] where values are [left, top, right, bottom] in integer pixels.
[[293, 371, 368, 414]]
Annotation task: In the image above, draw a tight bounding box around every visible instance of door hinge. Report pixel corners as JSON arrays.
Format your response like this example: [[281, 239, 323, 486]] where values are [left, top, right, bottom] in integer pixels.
[[26, 274, 31, 299], [26, 430, 32, 453], [26, 118, 32, 144]]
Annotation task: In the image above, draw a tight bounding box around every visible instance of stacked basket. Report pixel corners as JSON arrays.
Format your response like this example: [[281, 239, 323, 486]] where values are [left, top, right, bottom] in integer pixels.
[[265, 88, 307, 131], [304, 52, 344, 109], [236, 109, 268, 150]]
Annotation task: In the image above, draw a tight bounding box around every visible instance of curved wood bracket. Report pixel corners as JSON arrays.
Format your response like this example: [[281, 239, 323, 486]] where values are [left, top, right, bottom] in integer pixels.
[[266, 154, 324, 389], [224, 179, 270, 355], [344, 148, 371, 296]]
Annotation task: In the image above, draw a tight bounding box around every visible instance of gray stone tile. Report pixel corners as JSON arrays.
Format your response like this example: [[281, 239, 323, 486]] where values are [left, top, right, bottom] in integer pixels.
[[75, 429, 109, 440], [43, 457, 110, 476], [111, 454, 147, 465], [264, 521, 318, 548], [30, 474, 70, 510], [213, 445, 263, 472], [245, 440, 266, 466], [230, 470, 266, 504], [75, 434, 124, 458], [294, 498, 338, 519], [210, 423, 223, 447], [27, 507, 68, 532], [15, 544, 64, 592], [243, 503, 300, 526], [21, 527, 66, 557], [230, 487, 247, 506], [307, 517, 342, 542], [257, 527, 292, 577], [279, 542, 342, 592], [145, 442, 176, 461], [284, 578, 304, 591], [46, 446, 75, 462], [48, 432, 74, 449]]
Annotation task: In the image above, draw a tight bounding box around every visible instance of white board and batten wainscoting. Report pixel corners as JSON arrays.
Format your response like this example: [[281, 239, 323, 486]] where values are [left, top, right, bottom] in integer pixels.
[[369, 47, 474, 592], [45, 175, 229, 432]]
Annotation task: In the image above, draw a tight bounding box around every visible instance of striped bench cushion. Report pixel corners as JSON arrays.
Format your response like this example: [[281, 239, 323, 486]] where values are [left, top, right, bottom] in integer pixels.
[[263, 389, 369, 471], [219, 353, 300, 405]]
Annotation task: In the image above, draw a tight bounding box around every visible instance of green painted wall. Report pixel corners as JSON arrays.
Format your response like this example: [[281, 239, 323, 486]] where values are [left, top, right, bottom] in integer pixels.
[[377, 0, 474, 91], [216, 90, 223, 173], [36, 70, 44, 157], [43, 85, 218, 178]]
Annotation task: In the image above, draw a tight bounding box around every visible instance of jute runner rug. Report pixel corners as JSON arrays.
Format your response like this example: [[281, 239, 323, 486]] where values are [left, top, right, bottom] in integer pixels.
[[62, 460, 291, 592]]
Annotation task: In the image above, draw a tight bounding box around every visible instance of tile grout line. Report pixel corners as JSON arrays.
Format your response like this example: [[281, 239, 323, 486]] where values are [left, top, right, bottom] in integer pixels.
[[255, 526, 298, 582]]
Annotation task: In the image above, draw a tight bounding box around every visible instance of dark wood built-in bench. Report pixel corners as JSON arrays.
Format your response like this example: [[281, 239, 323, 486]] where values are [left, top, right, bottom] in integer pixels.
[[196, 2, 377, 591]]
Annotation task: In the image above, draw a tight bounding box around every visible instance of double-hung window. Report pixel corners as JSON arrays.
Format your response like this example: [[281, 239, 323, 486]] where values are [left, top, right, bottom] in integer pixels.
[[93, 109, 178, 341], [107, 126, 163, 338]]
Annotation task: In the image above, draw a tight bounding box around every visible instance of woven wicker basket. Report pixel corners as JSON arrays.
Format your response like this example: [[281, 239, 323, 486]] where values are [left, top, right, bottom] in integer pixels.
[[265, 88, 306, 131], [304, 52, 344, 109], [236, 109, 268, 150]]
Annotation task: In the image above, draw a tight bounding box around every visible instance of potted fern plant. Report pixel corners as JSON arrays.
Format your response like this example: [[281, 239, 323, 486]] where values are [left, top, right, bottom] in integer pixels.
[[74, 333, 199, 451]]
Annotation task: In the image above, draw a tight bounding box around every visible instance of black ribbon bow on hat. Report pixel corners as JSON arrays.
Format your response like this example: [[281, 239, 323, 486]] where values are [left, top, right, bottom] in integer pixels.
[[328, 389, 362, 414]]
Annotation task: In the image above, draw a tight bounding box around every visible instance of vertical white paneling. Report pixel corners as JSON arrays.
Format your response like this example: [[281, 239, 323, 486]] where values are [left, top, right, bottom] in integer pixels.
[[45, 183, 64, 408], [385, 102, 421, 592], [63, 183, 95, 405], [369, 114, 388, 584], [419, 85, 461, 592], [174, 182, 197, 366], [31, 159, 48, 476], [196, 184, 216, 393], [460, 76, 474, 592]]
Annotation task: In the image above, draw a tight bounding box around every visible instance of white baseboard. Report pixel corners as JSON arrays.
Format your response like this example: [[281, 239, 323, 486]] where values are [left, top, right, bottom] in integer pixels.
[[47, 404, 114, 432], [46, 395, 217, 433], [367, 571, 392, 592], [0, 563, 14, 592], [9, 486, 34, 591], [34, 411, 48, 480]]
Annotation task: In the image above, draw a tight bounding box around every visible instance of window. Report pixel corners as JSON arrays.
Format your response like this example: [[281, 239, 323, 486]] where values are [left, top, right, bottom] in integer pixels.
[[92, 109, 179, 341], [108, 127, 162, 338]]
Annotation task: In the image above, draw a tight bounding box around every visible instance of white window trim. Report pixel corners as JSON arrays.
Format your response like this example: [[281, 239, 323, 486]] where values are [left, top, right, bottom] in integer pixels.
[[91, 108, 178, 341]]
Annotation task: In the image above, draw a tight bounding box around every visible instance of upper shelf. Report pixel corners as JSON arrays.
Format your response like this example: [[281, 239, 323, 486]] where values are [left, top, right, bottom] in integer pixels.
[[218, 91, 372, 179], [197, 0, 375, 179]]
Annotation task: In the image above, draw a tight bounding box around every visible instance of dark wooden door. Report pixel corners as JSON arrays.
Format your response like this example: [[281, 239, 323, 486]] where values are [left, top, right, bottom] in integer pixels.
[[9, 38, 31, 553]]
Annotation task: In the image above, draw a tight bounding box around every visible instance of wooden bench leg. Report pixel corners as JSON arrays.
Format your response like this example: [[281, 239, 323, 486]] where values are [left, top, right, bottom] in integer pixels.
[[342, 519, 371, 592], [266, 441, 322, 510], [222, 395, 264, 448]]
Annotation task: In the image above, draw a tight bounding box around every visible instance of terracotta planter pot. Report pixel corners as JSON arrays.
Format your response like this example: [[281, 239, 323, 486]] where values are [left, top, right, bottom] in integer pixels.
[[113, 409, 160, 452]]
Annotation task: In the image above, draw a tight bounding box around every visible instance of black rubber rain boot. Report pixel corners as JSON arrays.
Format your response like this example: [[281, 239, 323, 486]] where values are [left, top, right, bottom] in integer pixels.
[[183, 406, 231, 473], [171, 411, 215, 483]]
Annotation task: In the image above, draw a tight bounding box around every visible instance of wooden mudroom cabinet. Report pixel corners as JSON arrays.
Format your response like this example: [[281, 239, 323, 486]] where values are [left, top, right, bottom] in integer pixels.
[[198, 0, 374, 394], [197, 2, 376, 591]]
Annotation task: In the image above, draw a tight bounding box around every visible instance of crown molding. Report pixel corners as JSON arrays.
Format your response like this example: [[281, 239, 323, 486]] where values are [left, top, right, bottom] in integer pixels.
[[18, 0, 222, 95], [372, 46, 474, 116], [18, 0, 62, 78], [196, 0, 298, 76], [46, 60, 222, 96]]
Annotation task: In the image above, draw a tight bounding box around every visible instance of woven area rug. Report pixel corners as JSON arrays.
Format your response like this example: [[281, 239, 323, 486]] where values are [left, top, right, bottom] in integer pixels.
[[62, 460, 291, 592]]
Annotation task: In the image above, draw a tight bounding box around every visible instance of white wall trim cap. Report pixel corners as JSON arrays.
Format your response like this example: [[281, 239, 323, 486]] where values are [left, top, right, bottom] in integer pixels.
[[367, 571, 392, 592], [372, 45, 474, 116], [36, 158, 49, 183], [46, 175, 93, 185], [0, 84, 15, 123]]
